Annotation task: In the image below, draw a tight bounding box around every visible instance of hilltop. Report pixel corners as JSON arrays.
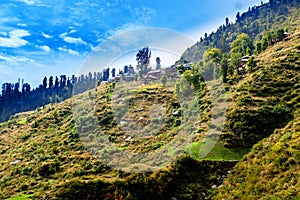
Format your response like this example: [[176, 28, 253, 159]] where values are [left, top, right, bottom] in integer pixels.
[[178, 0, 300, 64]]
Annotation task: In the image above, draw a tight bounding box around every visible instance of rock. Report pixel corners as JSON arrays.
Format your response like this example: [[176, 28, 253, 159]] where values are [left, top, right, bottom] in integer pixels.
[[173, 111, 179, 116], [125, 136, 132, 142], [211, 185, 217, 189], [10, 160, 21, 165]]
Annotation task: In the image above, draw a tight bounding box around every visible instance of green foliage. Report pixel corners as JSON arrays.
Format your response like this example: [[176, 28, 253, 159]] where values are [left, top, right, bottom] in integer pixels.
[[160, 74, 167, 86], [203, 48, 222, 65], [246, 56, 256, 72], [213, 116, 300, 199], [220, 54, 229, 83], [179, 1, 300, 64], [255, 41, 262, 54], [230, 33, 254, 56]]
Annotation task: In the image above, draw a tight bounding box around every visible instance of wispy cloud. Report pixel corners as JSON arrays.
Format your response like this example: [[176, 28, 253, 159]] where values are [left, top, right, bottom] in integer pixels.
[[0, 29, 30, 48], [18, 0, 40, 5], [17, 23, 27, 27], [0, 53, 35, 64], [58, 47, 80, 56], [39, 45, 51, 52], [42, 32, 52, 39], [63, 36, 87, 45], [59, 32, 88, 45]]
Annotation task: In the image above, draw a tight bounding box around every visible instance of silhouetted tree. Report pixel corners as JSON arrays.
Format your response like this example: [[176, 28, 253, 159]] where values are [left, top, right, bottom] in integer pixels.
[[49, 76, 53, 88], [136, 47, 151, 77], [156, 57, 161, 70], [43, 77, 47, 88], [225, 17, 229, 26], [55, 76, 59, 88], [111, 68, 116, 77]]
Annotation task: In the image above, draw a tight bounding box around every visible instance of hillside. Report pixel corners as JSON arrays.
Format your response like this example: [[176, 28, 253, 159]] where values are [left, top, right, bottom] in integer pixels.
[[210, 27, 300, 199], [0, 82, 236, 199], [0, 1, 299, 199], [221, 28, 300, 147], [213, 115, 300, 199], [178, 0, 300, 64]]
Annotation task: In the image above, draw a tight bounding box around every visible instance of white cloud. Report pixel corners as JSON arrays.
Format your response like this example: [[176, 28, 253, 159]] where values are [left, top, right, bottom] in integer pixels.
[[0, 29, 30, 48], [59, 32, 87, 45], [18, 0, 39, 5], [0, 54, 35, 64], [17, 23, 27, 27], [39, 45, 51, 52], [0, 55, 14, 62], [63, 36, 87, 45], [58, 47, 80, 56], [0, 32, 8, 37], [42, 32, 52, 38]]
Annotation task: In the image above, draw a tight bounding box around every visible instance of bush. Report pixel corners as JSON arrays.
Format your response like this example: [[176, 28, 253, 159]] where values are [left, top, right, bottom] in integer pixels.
[[22, 166, 33, 175]]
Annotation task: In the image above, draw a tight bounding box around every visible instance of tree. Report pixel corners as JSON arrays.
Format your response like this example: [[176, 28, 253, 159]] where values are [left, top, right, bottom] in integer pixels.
[[230, 52, 242, 69], [60, 75, 66, 88], [220, 54, 229, 83], [43, 76, 47, 88], [203, 48, 222, 65], [261, 36, 269, 51], [49, 76, 53, 88], [136, 47, 151, 77], [246, 56, 256, 72], [255, 41, 262, 54], [160, 74, 167, 86], [219, 37, 226, 53], [225, 17, 229, 26], [275, 28, 284, 41], [202, 48, 222, 80], [156, 57, 161, 70], [230, 33, 254, 56], [55, 76, 59, 88], [236, 12, 240, 22], [111, 68, 116, 78]]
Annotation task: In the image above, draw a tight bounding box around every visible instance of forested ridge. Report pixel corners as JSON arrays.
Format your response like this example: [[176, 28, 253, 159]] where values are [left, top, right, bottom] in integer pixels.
[[0, 69, 112, 123], [178, 0, 300, 64]]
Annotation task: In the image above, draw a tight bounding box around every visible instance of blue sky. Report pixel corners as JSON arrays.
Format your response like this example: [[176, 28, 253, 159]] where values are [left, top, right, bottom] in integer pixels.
[[0, 0, 265, 87]]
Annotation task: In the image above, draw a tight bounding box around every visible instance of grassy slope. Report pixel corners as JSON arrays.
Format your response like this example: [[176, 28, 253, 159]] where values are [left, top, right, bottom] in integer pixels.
[[0, 82, 236, 199], [213, 115, 300, 199], [211, 29, 300, 200], [0, 27, 299, 200], [221, 28, 300, 147]]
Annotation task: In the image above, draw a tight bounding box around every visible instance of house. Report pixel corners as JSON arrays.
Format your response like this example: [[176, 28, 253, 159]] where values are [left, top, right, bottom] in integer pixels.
[[145, 70, 162, 81], [284, 32, 290, 38]]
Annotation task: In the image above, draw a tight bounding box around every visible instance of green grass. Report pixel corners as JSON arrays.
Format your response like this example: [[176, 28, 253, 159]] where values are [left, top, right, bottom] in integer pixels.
[[6, 194, 32, 200], [17, 118, 27, 125], [186, 138, 250, 161]]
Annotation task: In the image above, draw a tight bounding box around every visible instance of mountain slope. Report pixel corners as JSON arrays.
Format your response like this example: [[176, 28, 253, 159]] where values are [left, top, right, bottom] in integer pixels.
[[0, 83, 235, 199], [221, 28, 300, 147], [178, 0, 300, 64], [213, 115, 300, 199]]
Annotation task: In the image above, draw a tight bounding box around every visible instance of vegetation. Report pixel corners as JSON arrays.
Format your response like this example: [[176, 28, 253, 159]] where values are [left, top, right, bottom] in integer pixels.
[[213, 115, 300, 199], [0, 0, 299, 199], [0, 70, 113, 123], [178, 0, 300, 64]]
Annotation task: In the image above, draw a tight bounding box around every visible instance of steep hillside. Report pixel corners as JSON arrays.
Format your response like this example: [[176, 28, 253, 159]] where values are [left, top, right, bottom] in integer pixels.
[[179, 0, 300, 63], [221, 28, 300, 147], [213, 115, 300, 199], [0, 82, 235, 199]]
